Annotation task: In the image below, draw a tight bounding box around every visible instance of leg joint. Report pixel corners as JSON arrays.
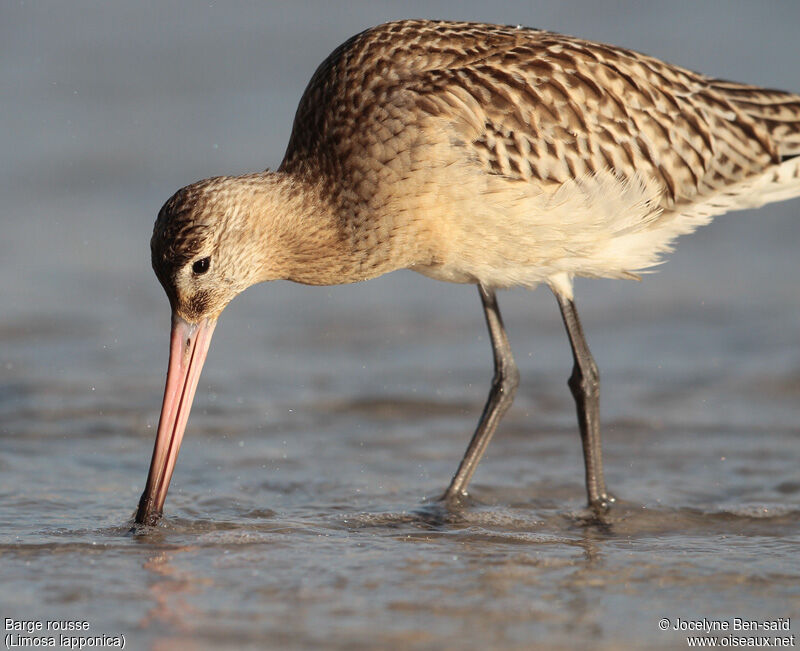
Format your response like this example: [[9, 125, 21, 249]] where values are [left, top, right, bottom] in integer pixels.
[[494, 357, 520, 400], [568, 357, 599, 399]]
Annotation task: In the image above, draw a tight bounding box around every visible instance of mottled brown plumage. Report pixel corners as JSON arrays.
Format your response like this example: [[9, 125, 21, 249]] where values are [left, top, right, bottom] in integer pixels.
[[137, 20, 800, 525]]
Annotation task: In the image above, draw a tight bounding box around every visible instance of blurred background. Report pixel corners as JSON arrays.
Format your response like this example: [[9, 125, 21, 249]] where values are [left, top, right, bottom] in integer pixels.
[[2, 2, 799, 649]]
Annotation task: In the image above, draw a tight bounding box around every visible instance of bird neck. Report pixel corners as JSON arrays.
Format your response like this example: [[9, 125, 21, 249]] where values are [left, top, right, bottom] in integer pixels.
[[237, 171, 412, 286]]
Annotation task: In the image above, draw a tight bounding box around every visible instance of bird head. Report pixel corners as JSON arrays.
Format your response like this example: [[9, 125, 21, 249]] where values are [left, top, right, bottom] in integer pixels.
[[150, 177, 264, 324], [135, 171, 350, 525], [137, 176, 262, 525]]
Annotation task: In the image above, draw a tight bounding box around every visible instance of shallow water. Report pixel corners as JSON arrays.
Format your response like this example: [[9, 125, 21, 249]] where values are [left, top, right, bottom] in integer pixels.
[[2, 2, 799, 649]]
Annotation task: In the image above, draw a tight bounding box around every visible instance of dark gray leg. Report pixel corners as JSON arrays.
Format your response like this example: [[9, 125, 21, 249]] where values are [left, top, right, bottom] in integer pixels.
[[554, 291, 614, 511], [443, 285, 519, 501]]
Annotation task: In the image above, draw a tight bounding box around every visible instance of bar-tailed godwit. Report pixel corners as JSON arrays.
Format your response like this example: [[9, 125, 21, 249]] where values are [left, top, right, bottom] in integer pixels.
[[136, 20, 800, 525]]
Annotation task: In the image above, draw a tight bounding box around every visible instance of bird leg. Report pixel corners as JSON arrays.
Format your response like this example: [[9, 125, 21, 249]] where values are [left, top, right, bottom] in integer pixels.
[[442, 285, 519, 502], [554, 292, 614, 511]]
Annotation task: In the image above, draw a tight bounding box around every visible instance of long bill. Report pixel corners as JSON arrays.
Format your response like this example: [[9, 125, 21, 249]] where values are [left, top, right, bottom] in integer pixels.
[[135, 314, 216, 525]]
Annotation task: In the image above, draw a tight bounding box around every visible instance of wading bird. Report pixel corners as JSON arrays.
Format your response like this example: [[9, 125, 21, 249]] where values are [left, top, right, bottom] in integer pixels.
[[136, 20, 800, 525]]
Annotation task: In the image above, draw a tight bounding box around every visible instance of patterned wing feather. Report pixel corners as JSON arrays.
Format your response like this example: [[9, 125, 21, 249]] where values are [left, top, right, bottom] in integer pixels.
[[281, 20, 800, 218]]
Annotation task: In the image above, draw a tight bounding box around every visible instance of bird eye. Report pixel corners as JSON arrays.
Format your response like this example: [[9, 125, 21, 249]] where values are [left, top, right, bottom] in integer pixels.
[[192, 256, 211, 275]]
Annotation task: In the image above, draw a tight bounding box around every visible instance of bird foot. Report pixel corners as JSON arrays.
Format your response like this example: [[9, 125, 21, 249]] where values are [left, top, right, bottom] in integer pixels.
[[589, 492, 616, 513], [437, 488, 475, 510]]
